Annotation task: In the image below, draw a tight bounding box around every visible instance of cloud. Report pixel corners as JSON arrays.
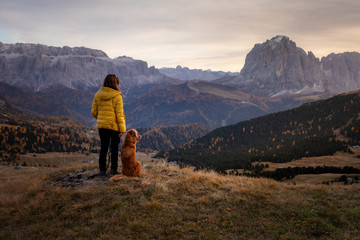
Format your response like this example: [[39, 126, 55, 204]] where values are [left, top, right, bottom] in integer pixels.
[[1, 0, 360, 71]]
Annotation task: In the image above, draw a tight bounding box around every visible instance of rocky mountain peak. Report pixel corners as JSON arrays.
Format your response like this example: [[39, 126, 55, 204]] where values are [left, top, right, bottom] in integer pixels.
[[272, 35, 288, 42], [263, 35, 291, 49], [239, 36, 326, 96]]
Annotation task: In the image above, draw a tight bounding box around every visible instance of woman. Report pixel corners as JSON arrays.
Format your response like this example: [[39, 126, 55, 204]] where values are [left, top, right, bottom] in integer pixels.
[[91, 74, 126, 177]]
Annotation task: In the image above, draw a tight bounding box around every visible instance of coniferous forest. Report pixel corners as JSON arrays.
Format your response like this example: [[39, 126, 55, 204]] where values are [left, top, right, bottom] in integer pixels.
[[136, 123, 210, 152], [0, 105, 99, 162], [161, 90, 360, 172]]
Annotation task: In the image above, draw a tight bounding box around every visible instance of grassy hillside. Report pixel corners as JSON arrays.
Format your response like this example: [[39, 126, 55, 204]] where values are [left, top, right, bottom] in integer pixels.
[[1, 154, 360, 239], [163, 90, 360, 171]]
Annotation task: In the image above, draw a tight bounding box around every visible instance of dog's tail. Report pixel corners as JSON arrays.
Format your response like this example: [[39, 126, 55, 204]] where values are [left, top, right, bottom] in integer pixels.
[[109, 174, 126, 182]]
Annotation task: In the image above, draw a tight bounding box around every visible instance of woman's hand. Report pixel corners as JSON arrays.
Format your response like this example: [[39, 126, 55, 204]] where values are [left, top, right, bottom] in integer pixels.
[[119, 132, 125, 138]]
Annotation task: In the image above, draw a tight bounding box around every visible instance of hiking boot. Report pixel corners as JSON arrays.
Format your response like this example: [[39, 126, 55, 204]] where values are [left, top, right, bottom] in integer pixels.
[[110, 170, 119, 177], [99, 171, 107, 178]]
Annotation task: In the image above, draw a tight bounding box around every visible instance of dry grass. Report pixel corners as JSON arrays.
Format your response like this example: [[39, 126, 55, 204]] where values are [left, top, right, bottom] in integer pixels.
[[283, 173, 359, 185], [0, 174, 43, 208], [19, 152, 96, 168], [0, 152, 97, 181], [1, 152, 360, 239], [260, 149, 360, 172]]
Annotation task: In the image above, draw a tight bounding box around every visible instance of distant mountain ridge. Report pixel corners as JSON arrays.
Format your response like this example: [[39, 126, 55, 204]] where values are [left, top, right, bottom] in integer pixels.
[[2, 37, 360, 98], [1, 36, 360, 129], [0, 41, 180, 93], [159, 65, 238, 81]]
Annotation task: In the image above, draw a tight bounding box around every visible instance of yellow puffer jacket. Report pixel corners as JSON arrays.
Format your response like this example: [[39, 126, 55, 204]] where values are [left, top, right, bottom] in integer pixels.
[[91, 87, 126, 132]]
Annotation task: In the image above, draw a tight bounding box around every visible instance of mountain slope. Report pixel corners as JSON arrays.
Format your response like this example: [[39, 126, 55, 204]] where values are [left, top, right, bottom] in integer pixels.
[[136, 123, 210, 151], [0, 96, 96, 155], [0, 82, 94, 126], [35, 84, 95, 125], [125, 78, 336, 129], [125, 80, 269, 129], [163, 90, 360, 171]]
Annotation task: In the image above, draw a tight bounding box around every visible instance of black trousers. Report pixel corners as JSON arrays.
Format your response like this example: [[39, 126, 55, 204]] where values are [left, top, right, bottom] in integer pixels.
[[98, 128, 120, 172]]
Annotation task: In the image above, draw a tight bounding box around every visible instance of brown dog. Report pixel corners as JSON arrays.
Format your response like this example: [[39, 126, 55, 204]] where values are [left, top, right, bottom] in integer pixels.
[[110, 129, 142, 181]]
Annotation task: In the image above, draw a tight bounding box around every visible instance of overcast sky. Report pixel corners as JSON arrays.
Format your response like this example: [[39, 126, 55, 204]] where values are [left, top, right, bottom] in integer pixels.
[[1, 0, 360, 72]]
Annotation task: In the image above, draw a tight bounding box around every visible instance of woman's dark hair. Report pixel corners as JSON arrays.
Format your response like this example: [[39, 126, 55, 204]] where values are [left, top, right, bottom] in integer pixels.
[[103, 74, 120, 91]]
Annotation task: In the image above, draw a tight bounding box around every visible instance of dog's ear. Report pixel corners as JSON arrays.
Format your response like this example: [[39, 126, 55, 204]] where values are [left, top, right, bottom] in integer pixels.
[[130, 129, 136, 137]]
